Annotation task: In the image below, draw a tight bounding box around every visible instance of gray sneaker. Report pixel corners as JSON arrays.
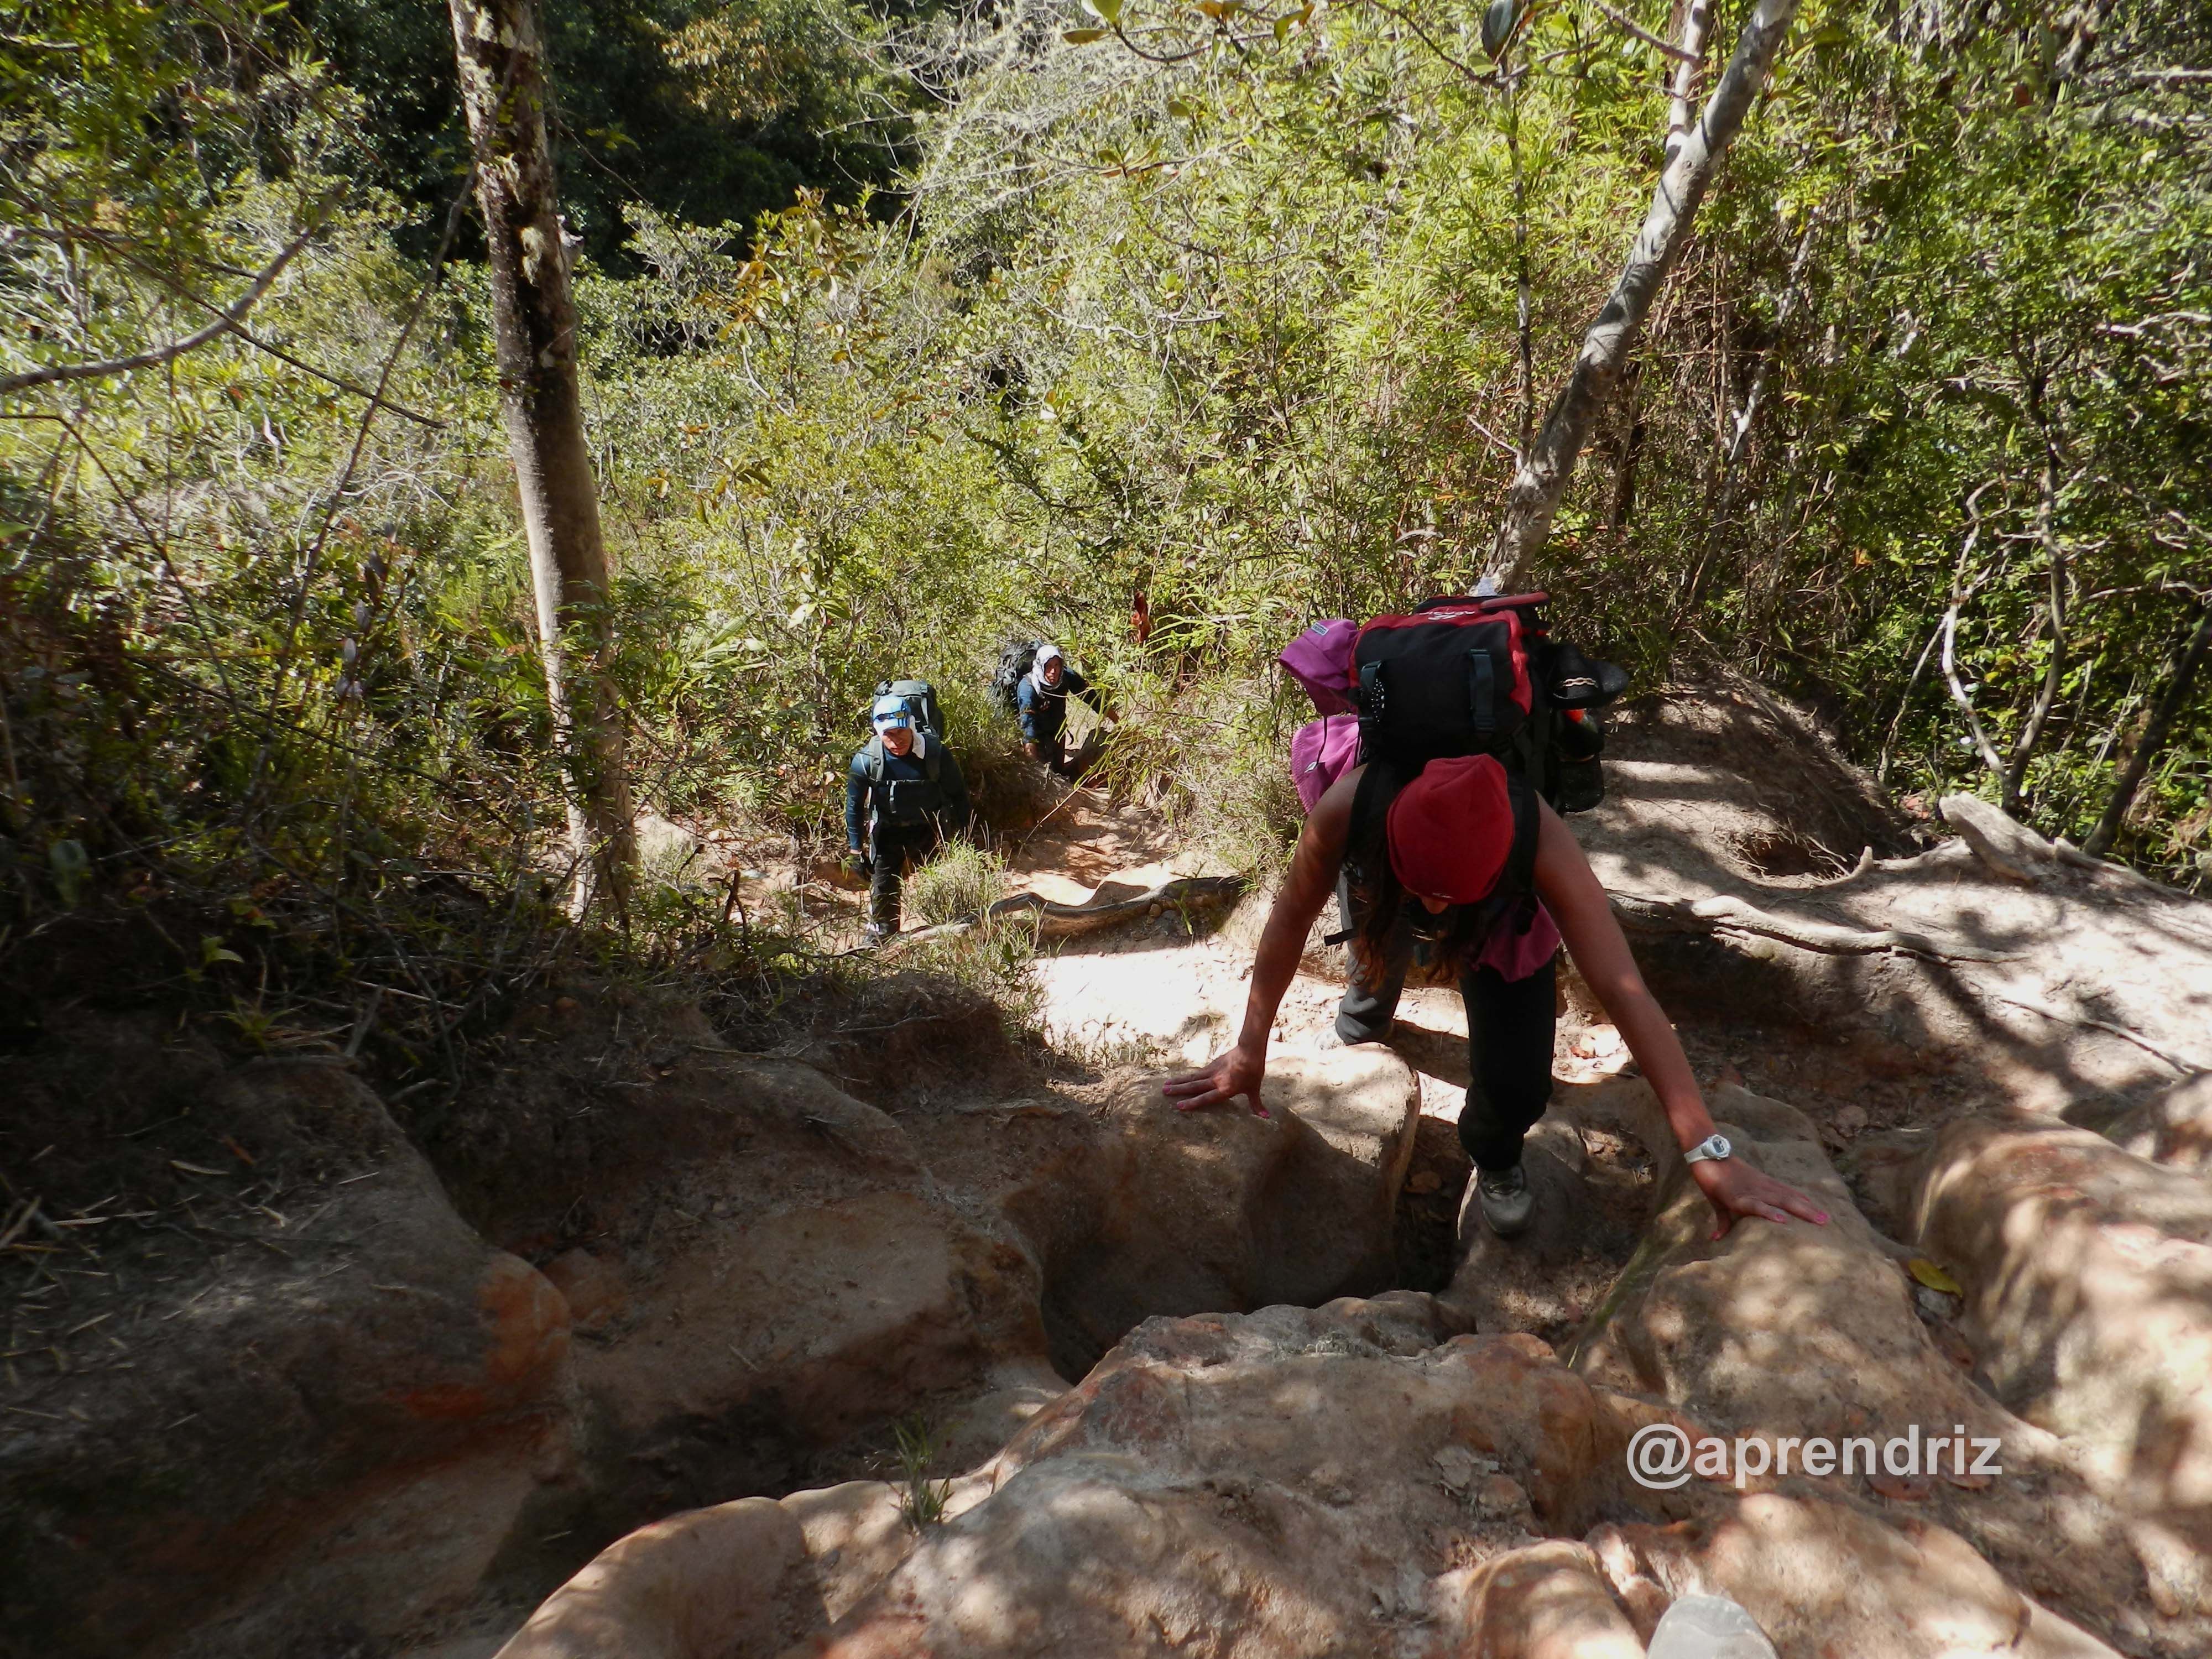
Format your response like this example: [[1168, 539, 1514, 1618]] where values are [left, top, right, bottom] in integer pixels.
[[1475, 1162, 1534, 1239]]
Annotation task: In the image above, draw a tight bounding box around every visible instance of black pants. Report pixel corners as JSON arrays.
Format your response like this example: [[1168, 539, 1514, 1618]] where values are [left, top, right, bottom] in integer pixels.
[[1333, 874, 1557, 1170], [1033, 733, 1073, 776], [869, 822, 940, 931]]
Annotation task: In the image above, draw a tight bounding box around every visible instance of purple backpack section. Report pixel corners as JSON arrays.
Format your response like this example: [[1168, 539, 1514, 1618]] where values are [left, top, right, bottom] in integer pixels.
[[1279, 619, 1359, 714], [1291, 714, 1362, 813]]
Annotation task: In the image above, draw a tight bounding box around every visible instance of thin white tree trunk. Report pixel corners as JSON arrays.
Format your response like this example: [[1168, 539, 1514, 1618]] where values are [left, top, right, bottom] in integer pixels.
[[448, 0, 634, 919], [1665, 0, 1713, 165], [1486, 0, 1801, 588]]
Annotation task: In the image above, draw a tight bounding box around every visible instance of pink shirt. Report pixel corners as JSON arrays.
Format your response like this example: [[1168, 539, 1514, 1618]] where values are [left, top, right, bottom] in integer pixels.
[[1293, 719, 1563, 983], [1478, 900, 1562, 983]]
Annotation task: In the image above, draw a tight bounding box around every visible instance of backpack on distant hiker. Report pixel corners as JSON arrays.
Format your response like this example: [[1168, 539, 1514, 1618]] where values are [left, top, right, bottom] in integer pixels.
[[862, 735, 948, 828], [1280, 594, 1629, 813], [873, 678, 943, 736], [990, 639, 1045, 715]]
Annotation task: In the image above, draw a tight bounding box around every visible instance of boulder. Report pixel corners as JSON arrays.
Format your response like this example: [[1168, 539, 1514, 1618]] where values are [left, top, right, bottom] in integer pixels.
[[1439, 1540, 1647, 1658], [1572, 1085, 2161, 1644], [571, 1187, 988, 1478], [2101, 1072, 2212, 1173], [1905, 1110, 2212, 1610], [494, 1479, 995, 1659], [540, 1057, 1020, 1526], [498, 1296, 2117, 1659], [0, 1059, 577, 1659], [799, 1299, 1646, 1659], [1590, 1493, 2115, 1658]]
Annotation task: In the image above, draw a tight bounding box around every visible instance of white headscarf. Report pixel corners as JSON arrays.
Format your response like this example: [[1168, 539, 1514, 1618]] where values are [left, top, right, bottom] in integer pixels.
[[1029, 643, 1065, 694]]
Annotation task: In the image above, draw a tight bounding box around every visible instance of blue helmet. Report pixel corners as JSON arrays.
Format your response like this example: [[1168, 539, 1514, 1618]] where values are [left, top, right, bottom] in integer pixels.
[[870, 694, 912, 728]]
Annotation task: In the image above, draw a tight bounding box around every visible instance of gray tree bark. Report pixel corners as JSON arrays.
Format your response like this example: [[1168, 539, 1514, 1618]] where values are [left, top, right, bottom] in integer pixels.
[[1664, 0, 1714, 165], [2084, 599, 2212, 858], [1486, 0, 1802, 589], [447, 0, 634, 918]]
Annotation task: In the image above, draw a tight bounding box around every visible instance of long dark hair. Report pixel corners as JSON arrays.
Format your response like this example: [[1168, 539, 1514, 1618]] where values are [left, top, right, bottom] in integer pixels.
[[1344, 758, 1530, 979]]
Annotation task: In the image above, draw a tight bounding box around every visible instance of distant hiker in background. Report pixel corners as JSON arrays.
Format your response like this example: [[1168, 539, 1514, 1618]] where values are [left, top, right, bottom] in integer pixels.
[[1015, 643, 1106, 777], [1164, 754, 1831, 1244], [845, 693, 972, 943]]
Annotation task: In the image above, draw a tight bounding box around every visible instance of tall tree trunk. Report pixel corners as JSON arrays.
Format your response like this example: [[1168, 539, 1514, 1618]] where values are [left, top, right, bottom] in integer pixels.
[[2084, 599, 2212, 858], [1486, 0, 1801, 588], [447, 0, 633, 918]]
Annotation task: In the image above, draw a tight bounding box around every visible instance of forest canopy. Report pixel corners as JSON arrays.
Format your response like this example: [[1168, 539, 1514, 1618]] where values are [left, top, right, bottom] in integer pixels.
[[4, 0, 2209, 998]]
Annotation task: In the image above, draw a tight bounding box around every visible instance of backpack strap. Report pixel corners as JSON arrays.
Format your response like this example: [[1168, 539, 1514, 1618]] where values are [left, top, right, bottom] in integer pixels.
[[1323, 759, 1401, 943], [868, 736, 942, 789], [1357, 658, 1384, 759], [1501, 770, 1541, 897], [1468, 648, 1496, 738]]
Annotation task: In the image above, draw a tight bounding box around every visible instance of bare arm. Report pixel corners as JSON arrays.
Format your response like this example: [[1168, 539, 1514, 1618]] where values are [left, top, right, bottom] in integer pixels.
[[1534, 800, 1828, 1236], [1161, 768, 1356, 1116]]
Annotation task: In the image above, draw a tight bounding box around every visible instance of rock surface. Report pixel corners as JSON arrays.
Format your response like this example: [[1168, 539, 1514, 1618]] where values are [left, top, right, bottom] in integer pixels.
[[1572, 1084, 2173, 1648], [1000, 1049, 1421, 1376], [1903, 1110, 2212, 1613], [498, 1297, 2117, 1659], [1578, 688, 2212, 1113], [1, 1056, 576, 1659], [2100, 1071, 2212, 1173]]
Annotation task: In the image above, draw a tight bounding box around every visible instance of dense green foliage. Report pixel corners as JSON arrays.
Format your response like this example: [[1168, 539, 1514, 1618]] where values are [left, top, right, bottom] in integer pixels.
[[4, 0, 2209, 1007], [294, 0, 916, 264]]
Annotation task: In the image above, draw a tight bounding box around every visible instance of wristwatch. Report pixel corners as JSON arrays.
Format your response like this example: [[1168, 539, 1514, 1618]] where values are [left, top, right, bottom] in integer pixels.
[[1683, 1133, 1733, 1165]]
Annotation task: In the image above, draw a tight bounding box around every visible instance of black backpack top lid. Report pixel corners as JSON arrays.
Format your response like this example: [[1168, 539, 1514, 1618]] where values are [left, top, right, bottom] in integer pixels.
[[1353, 602, 1540, 765], [1413, 590, 1549, 615]]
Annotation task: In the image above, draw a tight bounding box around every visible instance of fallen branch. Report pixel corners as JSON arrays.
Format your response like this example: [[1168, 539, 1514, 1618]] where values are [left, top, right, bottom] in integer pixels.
[[888, 874, 1247, 952], [1610, 890, 2021, 963]]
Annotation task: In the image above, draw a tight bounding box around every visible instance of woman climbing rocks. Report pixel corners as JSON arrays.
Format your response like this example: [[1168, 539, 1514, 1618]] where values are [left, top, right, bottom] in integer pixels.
[[1164, 754, 1830, 1241]]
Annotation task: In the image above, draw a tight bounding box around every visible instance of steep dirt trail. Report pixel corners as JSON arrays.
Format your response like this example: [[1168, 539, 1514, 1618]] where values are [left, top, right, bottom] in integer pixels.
[[475, 689, 2212, 1658], [14, 687, 2212, 1659]]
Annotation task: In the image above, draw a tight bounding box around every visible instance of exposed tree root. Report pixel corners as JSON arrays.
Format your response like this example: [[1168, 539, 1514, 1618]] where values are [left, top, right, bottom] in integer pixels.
[[1609, 890, 2021, 964], [889, 875, 1248, 952]]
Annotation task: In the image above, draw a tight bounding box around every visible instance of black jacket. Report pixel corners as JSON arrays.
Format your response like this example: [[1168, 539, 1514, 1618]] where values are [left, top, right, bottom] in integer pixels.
[[844, 735, 972, 848]]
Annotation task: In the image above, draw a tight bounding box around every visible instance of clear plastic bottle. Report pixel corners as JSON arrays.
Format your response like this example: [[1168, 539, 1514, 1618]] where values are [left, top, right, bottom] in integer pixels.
[[1645, 1593, 1779, 1659]]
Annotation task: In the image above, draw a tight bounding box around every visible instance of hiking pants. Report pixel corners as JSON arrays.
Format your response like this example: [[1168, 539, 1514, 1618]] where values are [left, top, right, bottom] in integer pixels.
[[868, 822, 940, 932], [1332, 873, 1556, 1171]]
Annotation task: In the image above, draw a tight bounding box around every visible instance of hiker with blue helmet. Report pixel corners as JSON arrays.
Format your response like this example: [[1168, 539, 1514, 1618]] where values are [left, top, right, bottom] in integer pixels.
[[845, 693, 973, 942], [1016, 644, 1103, 777]]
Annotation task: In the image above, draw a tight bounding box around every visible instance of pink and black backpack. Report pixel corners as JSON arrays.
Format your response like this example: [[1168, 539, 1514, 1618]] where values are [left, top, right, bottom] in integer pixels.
[[1280, 594, 1627, 812]]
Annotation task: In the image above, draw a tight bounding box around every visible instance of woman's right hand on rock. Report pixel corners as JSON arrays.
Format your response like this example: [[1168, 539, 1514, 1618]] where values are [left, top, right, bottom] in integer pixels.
[[1162, 1045, 1269, 1119]]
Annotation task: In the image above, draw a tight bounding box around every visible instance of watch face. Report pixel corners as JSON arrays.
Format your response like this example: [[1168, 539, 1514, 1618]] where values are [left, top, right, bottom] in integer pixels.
[[1707, 1134, 1731, 1160]]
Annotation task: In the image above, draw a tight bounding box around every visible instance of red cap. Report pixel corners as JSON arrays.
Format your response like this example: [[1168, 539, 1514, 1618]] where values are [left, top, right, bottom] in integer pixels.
[[1386, 755, 1514, 904]]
